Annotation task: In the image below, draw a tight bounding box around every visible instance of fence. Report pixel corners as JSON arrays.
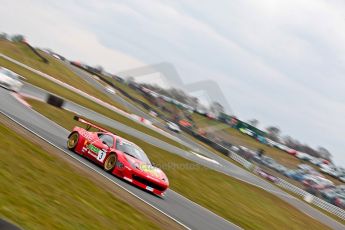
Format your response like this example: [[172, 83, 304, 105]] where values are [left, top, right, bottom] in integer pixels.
[[180, 126, 345, 220], [224, 147, 345, 220], [180, 125, 345, 221], [228, 151, 253, 169]]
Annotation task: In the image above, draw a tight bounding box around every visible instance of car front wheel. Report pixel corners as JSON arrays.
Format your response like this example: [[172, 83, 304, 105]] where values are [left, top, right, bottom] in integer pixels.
[[104, 153, 117, 172]]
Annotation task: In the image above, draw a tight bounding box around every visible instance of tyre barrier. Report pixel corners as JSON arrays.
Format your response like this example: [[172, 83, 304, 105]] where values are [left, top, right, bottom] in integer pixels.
[[47, 94, 64, 108]]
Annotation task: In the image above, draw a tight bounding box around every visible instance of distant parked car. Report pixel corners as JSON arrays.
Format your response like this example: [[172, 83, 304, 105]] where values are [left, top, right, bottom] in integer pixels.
[[0, 67, 24, 92], [320, 188, 338, 203], [329, 170, 341, 178], [256, 135, 268, 144], [266, 138, 277, 147], [257, 169, 278, 183], [296, 152, 314, 161], [104, 86, 116, 94], [276, 144, 290, 152], [310, 158, 324, 166], [260, 156, 276, 167], [320, 164, 335, 175], [321, 185, 345, 205], [335, 185, 345, 193], [302, 176, 334, 194], [334, 195, 345, 209], [273, 164, 288, 174], [286, 169, 306, 181], [239, 128, 256, 137], [298, 164, 314, 172], [166, 121, 181, 133], [287, 148, 297, 156], [283, 169, 295, 177]]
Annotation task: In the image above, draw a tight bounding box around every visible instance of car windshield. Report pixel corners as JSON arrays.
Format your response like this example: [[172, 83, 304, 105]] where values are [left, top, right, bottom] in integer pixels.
[[116, 140, 151, 164], [0, 68, 20, 80]]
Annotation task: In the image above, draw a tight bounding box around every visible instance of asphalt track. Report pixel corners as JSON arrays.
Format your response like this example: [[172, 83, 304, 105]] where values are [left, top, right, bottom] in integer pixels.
[[17, 79, 345, 230], [0, 87, 242, 230], [57, 63, 345, 229], [0, 70, 344, 229]]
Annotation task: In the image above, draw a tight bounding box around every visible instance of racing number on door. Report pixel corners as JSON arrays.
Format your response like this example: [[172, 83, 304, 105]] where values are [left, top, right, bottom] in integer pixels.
[[97, 150, 106, 162]]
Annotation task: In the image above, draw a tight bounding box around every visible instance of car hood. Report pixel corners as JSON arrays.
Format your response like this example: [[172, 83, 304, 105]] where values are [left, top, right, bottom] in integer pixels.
[[126, 155, 167, 181]]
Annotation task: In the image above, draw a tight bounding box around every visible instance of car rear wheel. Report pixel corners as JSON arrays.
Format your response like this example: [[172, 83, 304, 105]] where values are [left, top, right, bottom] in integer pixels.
[[67, 132, 79, 151], [104, 153, 117, 172]]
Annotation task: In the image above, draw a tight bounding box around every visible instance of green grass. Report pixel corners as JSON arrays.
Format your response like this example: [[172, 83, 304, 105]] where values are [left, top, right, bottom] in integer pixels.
[[0, 40, 129, 112], [0, 45, 187, 150], [27, 99, 332, 230], [0, 123, 160, 230]]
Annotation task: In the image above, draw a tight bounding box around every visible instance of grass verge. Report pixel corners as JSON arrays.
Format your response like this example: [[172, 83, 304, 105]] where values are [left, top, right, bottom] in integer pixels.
[[27, 99, 332, 230], [0, 122, 160, 230]]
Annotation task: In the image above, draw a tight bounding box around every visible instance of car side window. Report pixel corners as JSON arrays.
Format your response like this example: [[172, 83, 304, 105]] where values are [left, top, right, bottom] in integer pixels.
[[115, 139, 120, 150], [98, 134, 114, 148]]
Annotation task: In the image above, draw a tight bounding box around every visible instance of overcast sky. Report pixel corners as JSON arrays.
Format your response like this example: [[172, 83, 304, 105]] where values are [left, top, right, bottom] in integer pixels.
[[1, 0, 345, 166]]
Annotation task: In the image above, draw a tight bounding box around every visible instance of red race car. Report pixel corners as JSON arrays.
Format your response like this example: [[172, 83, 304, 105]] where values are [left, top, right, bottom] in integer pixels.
[[67, 116, 169, 196]]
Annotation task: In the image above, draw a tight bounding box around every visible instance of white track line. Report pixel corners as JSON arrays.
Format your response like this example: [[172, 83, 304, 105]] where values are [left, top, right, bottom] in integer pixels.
[[8, 93, 246, 229], [0, 110, 191, 230], [11, 92, 31, 108], [19, 92, 45, 103], [11, 93, 326, 225], [190, 151, 220, 165], [9, 94, 340, 229]]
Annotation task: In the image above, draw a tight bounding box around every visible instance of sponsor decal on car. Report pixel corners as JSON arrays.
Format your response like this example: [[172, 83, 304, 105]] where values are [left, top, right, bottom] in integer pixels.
[[139, 164, 160, 177], [88, 144, 100, 153], [87, 144, 107, 162], [80, 130, 94, 142]]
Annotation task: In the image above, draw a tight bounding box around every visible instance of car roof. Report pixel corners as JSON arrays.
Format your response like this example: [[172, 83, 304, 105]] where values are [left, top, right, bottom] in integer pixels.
[[100, 132, 140, 148]]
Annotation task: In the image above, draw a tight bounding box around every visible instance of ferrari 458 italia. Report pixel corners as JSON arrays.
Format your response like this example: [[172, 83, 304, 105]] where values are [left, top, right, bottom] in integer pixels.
[[67, 116, 169, 196]]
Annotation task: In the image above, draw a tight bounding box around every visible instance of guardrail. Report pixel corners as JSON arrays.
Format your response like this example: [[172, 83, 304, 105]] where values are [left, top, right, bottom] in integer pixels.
[[225, 147, 345, 220], [275, 178, 309, 197], [312, 196, 345, 219], [228, 151, 253, 169], [180, 125, 345, 220]]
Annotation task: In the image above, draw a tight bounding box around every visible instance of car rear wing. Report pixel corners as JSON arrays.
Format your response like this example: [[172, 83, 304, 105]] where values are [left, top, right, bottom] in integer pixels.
[[73, 116, 111, 133]]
